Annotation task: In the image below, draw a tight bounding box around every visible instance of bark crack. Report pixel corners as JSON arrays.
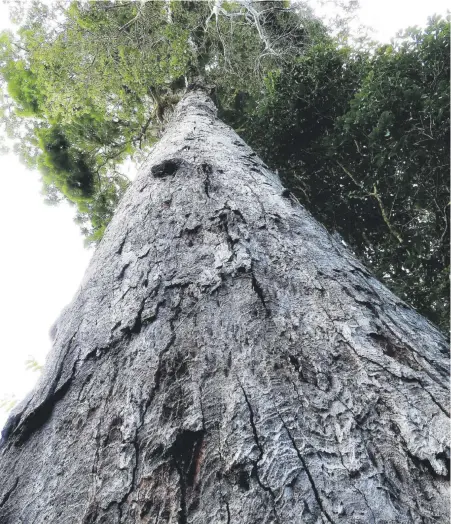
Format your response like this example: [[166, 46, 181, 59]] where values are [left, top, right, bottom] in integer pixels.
[[250, 264, 270, 317], [116, 303, 180, 519], [278, 414, 336, 524], [382, 314, 449, 380], [320, 291, 449, 422], [322, 269, 448, 386], [200, 162, 213, 197], [396, 428, 451, 480], [287, 355, 389, 509], [239, 382, 280, 523], [225, 501, 231, 524], [117, 435, 139, 522], [217, 208, 239, 254], [0, 478, 18, 508], [83, 361, 121, 522], [168, 430, 205, 524], [243, 181, 267, 224]]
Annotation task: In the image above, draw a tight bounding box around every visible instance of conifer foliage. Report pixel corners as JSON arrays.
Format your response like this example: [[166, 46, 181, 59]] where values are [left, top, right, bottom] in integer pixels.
[[0, 1, 449, 328]]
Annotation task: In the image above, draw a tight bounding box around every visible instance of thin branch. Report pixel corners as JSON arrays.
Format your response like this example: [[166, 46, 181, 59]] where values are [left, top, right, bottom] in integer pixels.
[[337, 161, 403, 243], [368, 184, 403, 243]]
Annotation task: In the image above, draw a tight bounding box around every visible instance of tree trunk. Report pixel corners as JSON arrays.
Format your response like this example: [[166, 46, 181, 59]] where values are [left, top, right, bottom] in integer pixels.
[[0, 90, 449, 524]]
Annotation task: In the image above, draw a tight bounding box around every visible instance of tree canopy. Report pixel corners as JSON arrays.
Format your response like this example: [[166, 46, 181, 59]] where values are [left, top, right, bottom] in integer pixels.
[[0, 1, 449, 329], [226, 15, 450, 330]]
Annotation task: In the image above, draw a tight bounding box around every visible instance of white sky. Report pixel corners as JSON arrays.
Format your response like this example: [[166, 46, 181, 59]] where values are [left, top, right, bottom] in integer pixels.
[[0, 0, 449, 429]]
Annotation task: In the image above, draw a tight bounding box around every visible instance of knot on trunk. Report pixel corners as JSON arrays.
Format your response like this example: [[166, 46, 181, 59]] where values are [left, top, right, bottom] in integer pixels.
[[151, 158, 185, 178]]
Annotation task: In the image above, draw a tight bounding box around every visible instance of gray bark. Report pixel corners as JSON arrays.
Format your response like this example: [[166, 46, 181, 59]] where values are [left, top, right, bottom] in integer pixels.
[[0, 90, 449, 524]]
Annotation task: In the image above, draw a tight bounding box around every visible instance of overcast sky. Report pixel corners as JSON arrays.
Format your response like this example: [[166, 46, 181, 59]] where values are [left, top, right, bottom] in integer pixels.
[[0, 0, 449, 429]]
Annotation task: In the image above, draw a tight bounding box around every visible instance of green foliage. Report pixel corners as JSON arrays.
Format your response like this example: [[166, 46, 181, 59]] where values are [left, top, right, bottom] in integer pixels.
[[25, 356, 43, 373], [0, 0, 319, 242], [3, 59, 43, 117], [220, 16, 449, 330], [0, 2, 448, 329], [0, 394, 18, 414], [330, 17, 450, 329], [36, 125, 95, 200]]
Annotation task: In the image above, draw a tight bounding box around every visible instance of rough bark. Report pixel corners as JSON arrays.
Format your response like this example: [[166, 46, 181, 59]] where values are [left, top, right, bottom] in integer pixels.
[[0, 90, 449, 524]]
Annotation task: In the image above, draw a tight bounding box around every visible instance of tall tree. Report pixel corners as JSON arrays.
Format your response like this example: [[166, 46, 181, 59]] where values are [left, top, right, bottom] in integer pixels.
[[1, 2, 448, 330], [0, 90, 448, 524]]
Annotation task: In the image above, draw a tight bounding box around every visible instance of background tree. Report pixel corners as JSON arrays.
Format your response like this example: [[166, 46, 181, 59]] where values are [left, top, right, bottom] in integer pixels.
[[218, 16, 450, 330]]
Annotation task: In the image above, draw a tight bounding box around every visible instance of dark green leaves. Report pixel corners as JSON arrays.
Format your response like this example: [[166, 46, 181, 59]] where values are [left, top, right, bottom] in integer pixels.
[[221, 16, 449, 330]]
